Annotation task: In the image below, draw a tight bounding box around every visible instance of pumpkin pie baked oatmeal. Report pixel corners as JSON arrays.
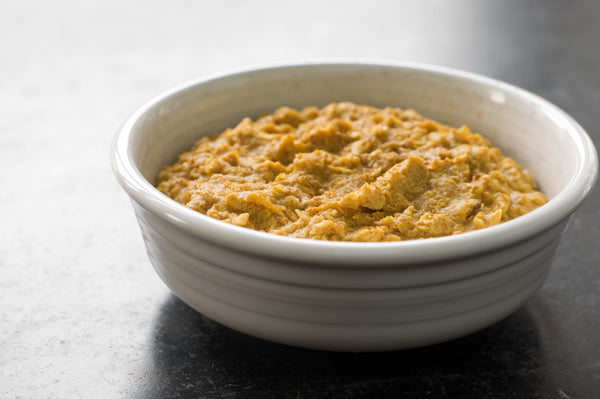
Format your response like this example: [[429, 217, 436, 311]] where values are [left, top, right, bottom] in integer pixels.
[[156, 102, 547, 241]]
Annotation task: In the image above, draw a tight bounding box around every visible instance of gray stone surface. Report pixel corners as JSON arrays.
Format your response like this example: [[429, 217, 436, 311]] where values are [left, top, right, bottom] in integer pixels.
[[1, 0, 599, 397]]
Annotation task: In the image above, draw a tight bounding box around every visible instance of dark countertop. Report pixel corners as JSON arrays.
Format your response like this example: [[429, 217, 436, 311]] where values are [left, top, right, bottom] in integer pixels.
[[1, 1, 599, 397]]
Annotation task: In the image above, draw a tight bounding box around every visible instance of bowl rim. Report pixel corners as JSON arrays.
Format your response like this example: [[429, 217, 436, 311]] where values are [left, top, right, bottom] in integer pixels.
[[111, 60, 598, 266]]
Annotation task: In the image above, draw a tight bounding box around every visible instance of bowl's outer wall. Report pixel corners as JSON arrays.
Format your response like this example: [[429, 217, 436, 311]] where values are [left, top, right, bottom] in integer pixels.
[[133, 199, 564, 351]]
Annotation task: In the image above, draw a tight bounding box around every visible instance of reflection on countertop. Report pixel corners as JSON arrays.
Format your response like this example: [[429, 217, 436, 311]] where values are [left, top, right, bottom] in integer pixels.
[[136, 295, 545, 398]]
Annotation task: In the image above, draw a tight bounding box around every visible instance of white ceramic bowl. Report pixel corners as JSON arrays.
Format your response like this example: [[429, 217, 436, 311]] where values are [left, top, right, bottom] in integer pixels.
[[111, 62, 597, 352]]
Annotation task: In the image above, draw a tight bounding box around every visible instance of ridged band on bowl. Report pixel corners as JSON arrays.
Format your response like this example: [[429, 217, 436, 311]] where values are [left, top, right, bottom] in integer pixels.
[[134, 200, 563, 351]]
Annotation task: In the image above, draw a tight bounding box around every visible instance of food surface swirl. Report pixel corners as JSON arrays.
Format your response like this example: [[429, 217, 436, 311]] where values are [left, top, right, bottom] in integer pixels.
[[156, 102, 547, 241]]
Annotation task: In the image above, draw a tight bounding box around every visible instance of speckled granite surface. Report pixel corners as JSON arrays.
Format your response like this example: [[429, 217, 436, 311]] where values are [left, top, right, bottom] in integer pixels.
[[1, 1, 599, 397]]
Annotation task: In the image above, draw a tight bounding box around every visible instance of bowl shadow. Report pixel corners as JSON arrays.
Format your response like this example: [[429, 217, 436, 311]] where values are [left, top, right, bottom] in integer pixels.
[[136, 294, 545, 398]]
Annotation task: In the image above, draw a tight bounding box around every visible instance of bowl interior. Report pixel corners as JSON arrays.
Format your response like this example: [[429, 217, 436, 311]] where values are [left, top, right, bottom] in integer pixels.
[[127, 64, 583, 200]]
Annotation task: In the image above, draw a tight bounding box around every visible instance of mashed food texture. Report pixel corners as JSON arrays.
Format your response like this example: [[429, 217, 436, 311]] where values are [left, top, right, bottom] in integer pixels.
[[156, 102, 547, 241]]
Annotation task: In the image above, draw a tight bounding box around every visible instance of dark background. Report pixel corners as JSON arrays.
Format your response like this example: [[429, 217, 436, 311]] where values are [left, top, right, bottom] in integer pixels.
[[1, 1, 598, 397]]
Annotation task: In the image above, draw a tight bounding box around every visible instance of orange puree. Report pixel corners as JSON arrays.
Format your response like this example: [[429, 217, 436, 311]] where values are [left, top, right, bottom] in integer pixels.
[[157, 102, 547, 241]]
